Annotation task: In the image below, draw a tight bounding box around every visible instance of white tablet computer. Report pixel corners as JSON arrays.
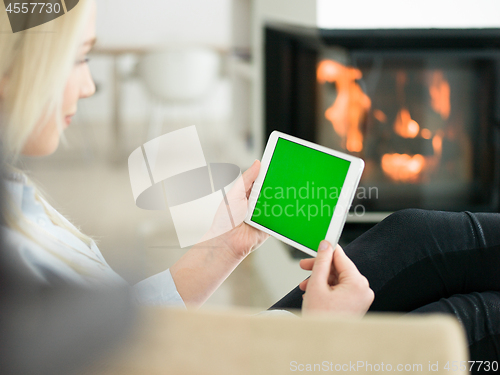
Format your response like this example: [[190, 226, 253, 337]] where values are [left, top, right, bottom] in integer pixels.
[[245, 131, 364, 257]]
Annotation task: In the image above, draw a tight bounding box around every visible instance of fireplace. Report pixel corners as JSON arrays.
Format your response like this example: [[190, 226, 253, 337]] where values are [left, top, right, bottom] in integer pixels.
[[265, 25, 500, 222]]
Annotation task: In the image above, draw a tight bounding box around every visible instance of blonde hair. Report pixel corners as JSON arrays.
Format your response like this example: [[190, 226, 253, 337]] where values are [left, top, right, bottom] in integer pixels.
[[0, 0, 92, 157], [0, 0, 100, 273]]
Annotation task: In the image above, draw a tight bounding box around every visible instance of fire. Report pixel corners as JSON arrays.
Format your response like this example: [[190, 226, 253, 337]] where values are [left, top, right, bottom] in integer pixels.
[[319, 61, 452, 183], [421, 128, 432, 139], [380, 71, 447, 183], [429, 71, 450, 120], [394, 108, 420, 138], [432, 133, 443, 157], [373, 109, 387, 123], [381, 132, 444, 183], [318, 60, 371, 153], [381, 153, 426, 183]]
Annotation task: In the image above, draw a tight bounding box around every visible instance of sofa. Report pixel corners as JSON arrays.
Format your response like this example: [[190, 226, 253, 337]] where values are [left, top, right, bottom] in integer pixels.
[[82, 307, 469, 375]]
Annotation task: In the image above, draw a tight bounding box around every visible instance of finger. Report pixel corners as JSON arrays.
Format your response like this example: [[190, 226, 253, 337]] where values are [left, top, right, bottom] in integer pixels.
[[299, 278, 308, 291], [299, 258, 315, 270], [242, 160, 260, 196], [332, 245, 359, 276], [330, 257, 340, 282], [307, 240, 335, 288]]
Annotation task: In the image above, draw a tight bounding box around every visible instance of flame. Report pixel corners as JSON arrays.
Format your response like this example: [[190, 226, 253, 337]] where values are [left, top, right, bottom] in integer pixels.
[[373, 109, 387, 123], [318, 60, 371, 153], [381, 153, 426, 183], [319, 62, 452, 182], [381, 132, 444, 183], [381, 72, 447, 183], [429, 71, 450, 120], [421, 128, 432, 139], [432, 133, 443, 157], [394, 108, 420, 138]]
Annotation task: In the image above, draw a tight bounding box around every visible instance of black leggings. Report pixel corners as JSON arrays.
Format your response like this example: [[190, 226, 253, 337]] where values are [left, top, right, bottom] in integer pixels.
[[270, 209, 500, 364]]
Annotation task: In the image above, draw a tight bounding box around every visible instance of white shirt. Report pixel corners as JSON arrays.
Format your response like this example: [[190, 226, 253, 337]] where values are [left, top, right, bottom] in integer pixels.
[[2, 173, 185, 308]]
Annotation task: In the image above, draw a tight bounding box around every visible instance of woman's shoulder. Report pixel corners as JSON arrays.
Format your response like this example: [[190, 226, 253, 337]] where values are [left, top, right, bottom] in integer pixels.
[[1, 170, 125, 287], [1, 224, 85, 285], [1, 224, 125, 287]]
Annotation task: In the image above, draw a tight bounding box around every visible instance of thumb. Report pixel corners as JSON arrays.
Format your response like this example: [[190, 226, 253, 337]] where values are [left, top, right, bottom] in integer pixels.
[[308, 240, 335, 288], [331, 244, 358, 276], [242, 160, 260, 193]]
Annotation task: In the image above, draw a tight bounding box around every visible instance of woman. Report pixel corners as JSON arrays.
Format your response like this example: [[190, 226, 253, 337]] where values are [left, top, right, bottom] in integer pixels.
[[0, 0, 372, 314], [3, 0, 497, 367]]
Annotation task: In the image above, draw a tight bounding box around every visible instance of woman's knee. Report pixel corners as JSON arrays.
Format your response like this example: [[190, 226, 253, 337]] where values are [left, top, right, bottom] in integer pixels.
[[383, 208, 429, 226], [374, 209, 433, 237]]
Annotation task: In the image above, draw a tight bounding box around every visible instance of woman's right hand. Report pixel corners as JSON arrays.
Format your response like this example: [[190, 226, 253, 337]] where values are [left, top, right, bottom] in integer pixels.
[[300, 241, 374, 317]]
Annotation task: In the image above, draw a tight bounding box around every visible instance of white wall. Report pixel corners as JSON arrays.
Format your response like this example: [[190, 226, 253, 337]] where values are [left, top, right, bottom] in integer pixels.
[[317, 0, 500, 29], [96, 0, 231, 48], [258, 0, 316, 28]]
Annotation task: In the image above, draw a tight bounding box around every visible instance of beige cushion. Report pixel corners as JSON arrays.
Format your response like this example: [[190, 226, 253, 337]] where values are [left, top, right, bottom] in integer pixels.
[[85, 307, 469, 375]]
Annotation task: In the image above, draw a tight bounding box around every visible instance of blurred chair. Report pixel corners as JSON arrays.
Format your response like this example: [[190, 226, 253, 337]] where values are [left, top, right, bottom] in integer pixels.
[[81, 307, 469, 375], [137, 47, 221, 141]]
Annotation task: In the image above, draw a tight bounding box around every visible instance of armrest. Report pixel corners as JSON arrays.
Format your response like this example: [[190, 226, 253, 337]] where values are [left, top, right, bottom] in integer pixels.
[[85, 307, 468, 375]]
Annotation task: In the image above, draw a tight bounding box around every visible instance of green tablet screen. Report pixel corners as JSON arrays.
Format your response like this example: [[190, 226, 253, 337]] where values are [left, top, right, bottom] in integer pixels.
[[251, 137, 351, 251]]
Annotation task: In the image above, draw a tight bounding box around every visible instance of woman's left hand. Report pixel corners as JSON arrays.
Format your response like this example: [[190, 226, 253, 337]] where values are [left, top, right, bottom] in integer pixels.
[[300, 241, 374, 317], [211, 160, 269, 260]]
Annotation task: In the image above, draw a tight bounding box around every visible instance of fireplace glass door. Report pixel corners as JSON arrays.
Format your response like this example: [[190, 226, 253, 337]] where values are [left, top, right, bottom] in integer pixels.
[[317, 51, 499, 211], [265, 26, 500, 214]]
